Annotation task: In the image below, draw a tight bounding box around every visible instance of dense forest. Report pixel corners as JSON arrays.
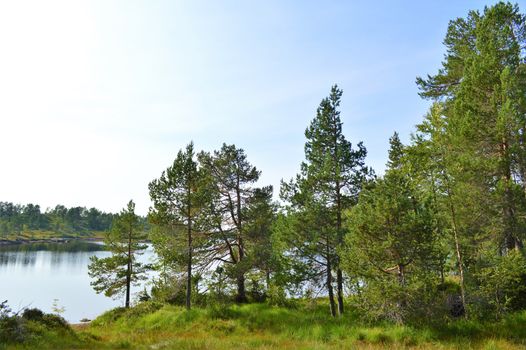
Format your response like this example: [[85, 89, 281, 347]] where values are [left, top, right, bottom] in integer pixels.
[[3, 2, 526, 349], [0, 202, 114, 237]]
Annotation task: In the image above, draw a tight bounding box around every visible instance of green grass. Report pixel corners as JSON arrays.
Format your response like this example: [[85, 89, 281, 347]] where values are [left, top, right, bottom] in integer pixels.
[[5, 302, 526, 349], [85, 303, 526, 349]]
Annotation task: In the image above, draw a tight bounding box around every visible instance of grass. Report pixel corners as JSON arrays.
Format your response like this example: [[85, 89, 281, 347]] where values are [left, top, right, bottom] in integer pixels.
[[4, 302, 526, 349]]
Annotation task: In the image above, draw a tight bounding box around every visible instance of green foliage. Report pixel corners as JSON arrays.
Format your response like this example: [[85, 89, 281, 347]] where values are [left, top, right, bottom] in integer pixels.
[[149, 142, 209, 309], [414, 1, 526, 318], [475, 250, 526, 317], [279, 85, 370, 316], [197, 143, 275, 303], [342, 133, 440, 323], [0, 302, 79, 348], [8, 5, 526, 350], [0, 201, 114, 238], [88, 200, 149, 307]]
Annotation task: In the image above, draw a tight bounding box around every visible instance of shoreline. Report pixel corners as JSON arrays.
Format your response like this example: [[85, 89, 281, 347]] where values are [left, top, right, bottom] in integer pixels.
[[0, 236, 104, 246]]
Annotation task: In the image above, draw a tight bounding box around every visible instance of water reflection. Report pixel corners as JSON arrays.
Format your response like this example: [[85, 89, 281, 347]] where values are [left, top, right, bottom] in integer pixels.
[[0, 241, 106, 253], [0, 242, 108, 270], [0, 241, 154, 322]]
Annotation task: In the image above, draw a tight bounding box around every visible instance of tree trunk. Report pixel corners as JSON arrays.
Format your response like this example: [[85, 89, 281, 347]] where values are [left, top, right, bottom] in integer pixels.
[[125, 262, 131, 308], [326, 236, 336, 317], [235, 232, 247, 302], [236, 274, 247, 303], [335, 180, 345, 315], [336, 268, 344, 315], [235, 173, 247, 303], [126, 226, 132, 308], [186, 184, 193, 310], [398, 264, 405, 286], [327, 262, 336, 317], [501, 139, 521, 253], [186, 210, 192, 310], [448, 189, 467, 318]]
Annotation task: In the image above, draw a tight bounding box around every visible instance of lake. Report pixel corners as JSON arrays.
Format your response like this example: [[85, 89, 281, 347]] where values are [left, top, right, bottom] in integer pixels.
[[0, 241, 155, 322]]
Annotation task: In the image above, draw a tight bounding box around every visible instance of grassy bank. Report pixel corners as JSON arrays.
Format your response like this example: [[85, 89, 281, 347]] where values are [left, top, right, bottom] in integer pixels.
[[4, 302, 526, 349]]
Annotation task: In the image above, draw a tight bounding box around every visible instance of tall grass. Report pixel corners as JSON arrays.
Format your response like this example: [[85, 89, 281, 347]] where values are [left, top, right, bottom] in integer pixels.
[[5, 302, 526, 349], [81, 302, 526, 349]]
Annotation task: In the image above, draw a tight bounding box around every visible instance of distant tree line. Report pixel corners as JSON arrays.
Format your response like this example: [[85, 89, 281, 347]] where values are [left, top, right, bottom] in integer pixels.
[[0, 202, 114, 236], [88, 2, 526, 324]]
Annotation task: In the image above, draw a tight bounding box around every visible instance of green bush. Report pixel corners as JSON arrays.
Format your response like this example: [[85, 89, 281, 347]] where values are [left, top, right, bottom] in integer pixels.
[[0, 304, 74, 346], [0, 316, 27, 343], [41, 314, 70, 329], [475, 250, 526, 317], [22, 308, 45, 322]]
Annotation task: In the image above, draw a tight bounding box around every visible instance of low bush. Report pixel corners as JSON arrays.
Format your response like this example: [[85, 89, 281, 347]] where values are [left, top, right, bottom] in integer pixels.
[[0, 302, 76, 348]]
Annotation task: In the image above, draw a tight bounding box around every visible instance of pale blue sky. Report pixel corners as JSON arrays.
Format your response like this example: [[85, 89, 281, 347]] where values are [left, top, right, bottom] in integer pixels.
[[0, 1, 518, 214]]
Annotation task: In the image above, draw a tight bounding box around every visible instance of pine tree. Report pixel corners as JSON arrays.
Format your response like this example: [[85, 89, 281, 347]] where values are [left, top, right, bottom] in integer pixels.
[[243, 186, 277, 292], [409, 102, 477, 316], [417, 2, 526, 254], [198, 143, 265, 303], [280, 85, 369, 316], [88, 200, 148, 308], [343, 133, 438, 322], [148, 142, 207, 310], [415, 2, 526, 316]]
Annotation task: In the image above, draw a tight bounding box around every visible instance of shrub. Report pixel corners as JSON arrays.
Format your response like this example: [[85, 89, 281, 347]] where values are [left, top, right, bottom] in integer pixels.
[[476, 250, 526, 317], [42, 313, 70, 329], [267, 285, 294, 308], [22, 308, 45, 322], [0, 316, 27, 343], [0, 303, 73, 345]]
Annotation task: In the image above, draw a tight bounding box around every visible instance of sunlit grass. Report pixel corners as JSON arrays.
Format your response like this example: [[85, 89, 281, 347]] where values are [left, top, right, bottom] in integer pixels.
[[77, 303, 526, 349], [4, 302, 526, 349]]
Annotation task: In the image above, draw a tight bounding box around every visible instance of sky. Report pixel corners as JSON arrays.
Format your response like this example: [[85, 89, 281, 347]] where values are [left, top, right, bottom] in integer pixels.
[[0, 0, 520, 215]]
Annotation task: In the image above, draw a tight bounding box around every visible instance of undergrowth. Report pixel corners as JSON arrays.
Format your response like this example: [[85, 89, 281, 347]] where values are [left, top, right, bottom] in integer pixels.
[[4, 302, 526, 349]]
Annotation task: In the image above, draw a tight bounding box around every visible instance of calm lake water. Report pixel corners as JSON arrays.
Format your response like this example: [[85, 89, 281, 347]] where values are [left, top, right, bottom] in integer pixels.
[[0, 241, 155, 322]]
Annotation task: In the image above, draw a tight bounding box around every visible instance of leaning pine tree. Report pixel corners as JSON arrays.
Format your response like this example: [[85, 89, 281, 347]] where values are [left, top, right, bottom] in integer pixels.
[[197, 144, 263, 303], [88, 200, 148, 308]]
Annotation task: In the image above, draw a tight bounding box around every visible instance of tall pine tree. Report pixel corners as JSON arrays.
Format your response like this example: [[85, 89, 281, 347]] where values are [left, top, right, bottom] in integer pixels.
[[198, 143, 265, 303], [281, 85, 369, 316], [149, 142, 208, 309]]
